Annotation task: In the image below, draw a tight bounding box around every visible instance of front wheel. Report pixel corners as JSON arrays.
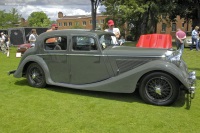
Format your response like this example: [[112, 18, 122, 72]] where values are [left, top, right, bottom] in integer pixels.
[[139, 72, 180, 106], [26, 63, 46, 88]]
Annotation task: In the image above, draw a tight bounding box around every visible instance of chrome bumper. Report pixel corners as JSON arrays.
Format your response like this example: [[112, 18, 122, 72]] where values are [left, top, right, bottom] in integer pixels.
[[188, 71, 196, 98]]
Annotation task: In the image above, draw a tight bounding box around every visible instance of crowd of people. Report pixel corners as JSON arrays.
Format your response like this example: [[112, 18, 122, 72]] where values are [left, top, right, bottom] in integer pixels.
[[0, 32, 10, 54]]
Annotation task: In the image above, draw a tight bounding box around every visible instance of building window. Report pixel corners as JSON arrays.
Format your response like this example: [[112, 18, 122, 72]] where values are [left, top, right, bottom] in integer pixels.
[[69, 22, 72, 26], [182, 22, 184, 28], [100, 19, 104, 24], [64, 22, 67, 26], [59, 22, 62, 26], [75, 22, 79, 26], [90, 20, 92, 25], [96, 20, 98, 24], [172, 23, 176, 32], [82, 21, 86, 26], [161, 23, 166, 32]]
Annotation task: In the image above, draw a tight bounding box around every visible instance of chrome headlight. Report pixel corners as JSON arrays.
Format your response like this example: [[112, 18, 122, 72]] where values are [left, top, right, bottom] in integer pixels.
[[165, 50, 182, 66]]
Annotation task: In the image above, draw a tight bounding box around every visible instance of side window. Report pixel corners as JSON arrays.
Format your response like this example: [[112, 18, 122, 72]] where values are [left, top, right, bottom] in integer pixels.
[[99, 34, 115, 49], [44, 36, 67, 50], [72, 36, 97, 51]]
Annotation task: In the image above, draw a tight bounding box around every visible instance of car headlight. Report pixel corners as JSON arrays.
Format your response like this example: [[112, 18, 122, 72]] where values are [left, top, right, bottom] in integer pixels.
[[165, 50, 182, 66]]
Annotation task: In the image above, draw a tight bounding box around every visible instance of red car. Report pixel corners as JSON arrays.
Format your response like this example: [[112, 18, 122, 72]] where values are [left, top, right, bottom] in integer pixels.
[[17, 43, 31, 54]]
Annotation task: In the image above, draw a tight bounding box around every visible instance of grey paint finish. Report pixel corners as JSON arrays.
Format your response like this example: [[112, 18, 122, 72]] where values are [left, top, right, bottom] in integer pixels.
[[12, 29, 195, 94]]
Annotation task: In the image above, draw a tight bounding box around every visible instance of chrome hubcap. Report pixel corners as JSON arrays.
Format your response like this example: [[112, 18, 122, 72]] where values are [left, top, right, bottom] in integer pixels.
[[155, 86, 162, 95]]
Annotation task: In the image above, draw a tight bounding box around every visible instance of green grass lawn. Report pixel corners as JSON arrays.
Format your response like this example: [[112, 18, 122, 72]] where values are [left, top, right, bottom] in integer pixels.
[[0, 46, 200, 133]]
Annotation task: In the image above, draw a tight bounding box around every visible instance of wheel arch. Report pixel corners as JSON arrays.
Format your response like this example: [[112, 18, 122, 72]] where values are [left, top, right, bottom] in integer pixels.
[[18, 55, 52, 84], [136, 70, 181, 90]]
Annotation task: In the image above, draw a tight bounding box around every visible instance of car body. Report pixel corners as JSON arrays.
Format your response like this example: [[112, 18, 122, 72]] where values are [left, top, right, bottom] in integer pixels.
[[17, 43, 31, 54], [9, 29, 196, 106]]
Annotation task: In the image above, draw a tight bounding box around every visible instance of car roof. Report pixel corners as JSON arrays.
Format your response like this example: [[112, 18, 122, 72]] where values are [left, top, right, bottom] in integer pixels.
[[39, 29, 113, 37]]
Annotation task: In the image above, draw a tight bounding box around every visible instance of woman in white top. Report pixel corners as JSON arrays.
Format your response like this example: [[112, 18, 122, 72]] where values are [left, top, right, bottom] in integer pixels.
[[29, 29, 38, 47]]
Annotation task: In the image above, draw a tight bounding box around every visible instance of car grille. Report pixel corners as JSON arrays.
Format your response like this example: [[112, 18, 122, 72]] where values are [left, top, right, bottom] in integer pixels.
[[116, 59, 150, 74]]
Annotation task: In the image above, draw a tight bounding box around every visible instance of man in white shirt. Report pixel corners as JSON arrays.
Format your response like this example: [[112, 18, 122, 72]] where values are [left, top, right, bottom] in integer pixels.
[[104, 20, 120, 45]]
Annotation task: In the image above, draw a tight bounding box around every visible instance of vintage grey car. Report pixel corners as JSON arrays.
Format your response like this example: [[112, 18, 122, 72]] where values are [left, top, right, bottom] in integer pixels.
[[9, 29, 196, 106]]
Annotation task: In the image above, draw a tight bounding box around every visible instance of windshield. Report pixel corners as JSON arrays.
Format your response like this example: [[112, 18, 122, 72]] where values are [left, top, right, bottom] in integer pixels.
[[99, 34, 118, 50]]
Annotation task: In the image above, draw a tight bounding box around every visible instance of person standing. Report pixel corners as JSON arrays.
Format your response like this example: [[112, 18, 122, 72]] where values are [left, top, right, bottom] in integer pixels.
[[191, 26, 199, 51], [104, 20, 120, 45], [46, 23, 58, 32], [46, 24, 58, 43], [29, 29, 38, 47], [176, 28, 186, 53]]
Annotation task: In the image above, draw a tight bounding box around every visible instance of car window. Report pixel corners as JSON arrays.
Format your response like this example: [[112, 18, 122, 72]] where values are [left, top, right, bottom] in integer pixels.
[[72, 36, 97, 51], [44, 36, 67, 50], [99, 34, 116, 50]]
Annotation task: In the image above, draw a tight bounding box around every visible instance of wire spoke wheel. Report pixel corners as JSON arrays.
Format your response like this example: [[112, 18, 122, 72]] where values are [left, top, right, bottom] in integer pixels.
[[139, 72, 179, 106], [26, 63, 46, 88], [145, 76, 173, 102]]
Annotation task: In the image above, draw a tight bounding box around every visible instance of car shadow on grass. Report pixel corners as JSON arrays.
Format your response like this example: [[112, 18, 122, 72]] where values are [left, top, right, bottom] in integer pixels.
[[14, 79, 191, 108], [48, 85, 145, 104]]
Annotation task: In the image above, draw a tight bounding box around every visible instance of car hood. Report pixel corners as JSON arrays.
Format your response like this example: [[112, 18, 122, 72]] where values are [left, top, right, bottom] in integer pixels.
[[18, 43, 31, 48], [103, 46, 168, 57]]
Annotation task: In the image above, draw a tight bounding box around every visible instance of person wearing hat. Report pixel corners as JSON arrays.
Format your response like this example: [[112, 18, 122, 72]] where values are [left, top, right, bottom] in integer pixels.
[[46, 24, 58, 43], [104, 20, 120, 45], [105, 20, 120, 38], [46, 23, 58, 32]]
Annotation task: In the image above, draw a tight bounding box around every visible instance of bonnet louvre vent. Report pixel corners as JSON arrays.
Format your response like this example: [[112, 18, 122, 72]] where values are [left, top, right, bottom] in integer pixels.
[[116, 59, 149, 73]]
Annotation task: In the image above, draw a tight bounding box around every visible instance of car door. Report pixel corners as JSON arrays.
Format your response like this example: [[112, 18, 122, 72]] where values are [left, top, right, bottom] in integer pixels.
[[41, 36, 70, 83], [69, 35, 110, 84]]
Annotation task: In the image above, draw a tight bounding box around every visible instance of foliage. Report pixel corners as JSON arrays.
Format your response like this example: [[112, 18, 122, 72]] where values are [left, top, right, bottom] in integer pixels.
[[168, 0, 200, 27], [27, 11, 51, 27], [102, 0, 200, 40], [102, 0, 164, 40], [0, 8, 21, 29], [0, 45, 199, 132]]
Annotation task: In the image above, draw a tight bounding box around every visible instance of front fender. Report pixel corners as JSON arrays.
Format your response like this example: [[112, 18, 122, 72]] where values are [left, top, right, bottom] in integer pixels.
[[133, 60, 189, 89], [13, 55, 51, 84]]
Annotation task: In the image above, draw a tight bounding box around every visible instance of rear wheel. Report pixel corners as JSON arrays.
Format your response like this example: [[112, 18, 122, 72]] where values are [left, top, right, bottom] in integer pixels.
[[26, 63, 46, 88], [139, 72, 179, 106]]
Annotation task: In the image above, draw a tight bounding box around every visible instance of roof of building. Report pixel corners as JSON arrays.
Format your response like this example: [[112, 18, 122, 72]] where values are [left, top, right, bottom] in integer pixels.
[[58, 14, 108, 20]]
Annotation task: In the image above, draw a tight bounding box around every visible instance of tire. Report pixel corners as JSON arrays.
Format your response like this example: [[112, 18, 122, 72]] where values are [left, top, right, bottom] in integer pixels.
[[26, 63, 46, 88], [139, 72, 179, 106]]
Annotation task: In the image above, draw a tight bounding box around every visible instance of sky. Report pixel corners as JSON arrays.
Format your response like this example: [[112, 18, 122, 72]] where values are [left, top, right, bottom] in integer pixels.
[[0, 0, 105, 20]]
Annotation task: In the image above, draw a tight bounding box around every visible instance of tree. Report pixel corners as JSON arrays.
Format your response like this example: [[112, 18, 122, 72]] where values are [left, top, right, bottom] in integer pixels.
[[28, 11, 51, 27], [166, 0, 200, 28], [8, 8, 22, 26], [103, 0, 163, 40], [102, 0, 200, 40], [0, 8, 21, 29]]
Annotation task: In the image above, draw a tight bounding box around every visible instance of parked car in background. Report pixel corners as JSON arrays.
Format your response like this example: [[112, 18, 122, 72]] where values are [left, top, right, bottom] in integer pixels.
[[17, 43, 31, 54], [9, 29, 196, 106]]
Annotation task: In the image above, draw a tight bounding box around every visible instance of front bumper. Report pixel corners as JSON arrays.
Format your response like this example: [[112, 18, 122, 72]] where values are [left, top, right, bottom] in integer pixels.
[[188, 71, 196, 98]]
